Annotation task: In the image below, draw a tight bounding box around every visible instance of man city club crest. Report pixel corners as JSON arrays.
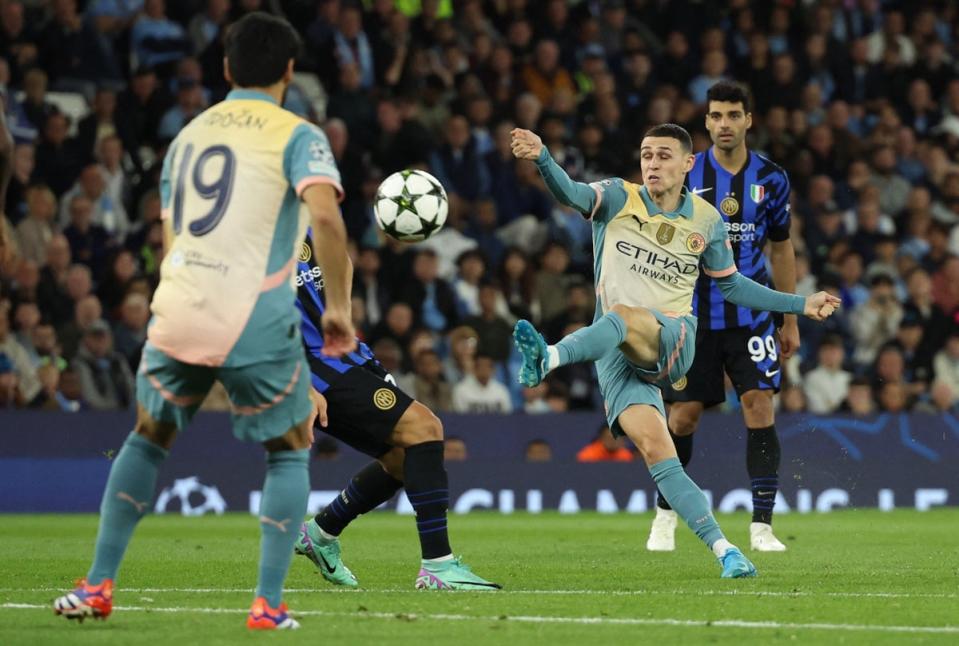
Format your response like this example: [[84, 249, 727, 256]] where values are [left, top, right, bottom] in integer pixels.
[[750, 184, 765, 204], [656, 223, 675, 245], [720, 196, 740, 216], [686, 232, 706, 253]]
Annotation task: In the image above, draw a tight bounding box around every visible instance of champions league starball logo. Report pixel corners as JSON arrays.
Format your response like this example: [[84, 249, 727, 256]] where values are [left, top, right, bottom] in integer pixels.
[[155, 476, 227, 516]]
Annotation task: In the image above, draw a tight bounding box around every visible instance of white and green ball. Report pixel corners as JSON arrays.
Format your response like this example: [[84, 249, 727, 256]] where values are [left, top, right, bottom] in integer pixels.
[[373, 169, 449, 242]]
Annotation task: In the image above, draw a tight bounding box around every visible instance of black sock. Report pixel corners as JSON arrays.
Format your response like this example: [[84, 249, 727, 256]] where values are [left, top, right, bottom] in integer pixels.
[[403, 441, 452, 560], [747, 425, 781, 524], [316, 461, 402, 536], [657, 432, 694, 511]]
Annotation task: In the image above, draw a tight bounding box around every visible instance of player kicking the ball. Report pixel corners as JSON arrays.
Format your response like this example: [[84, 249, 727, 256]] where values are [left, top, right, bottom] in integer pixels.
[[655, 82, 798, 553], [291, 230, 499, 591], [53, 13, 355, 629], [510, 124, 838, 578]]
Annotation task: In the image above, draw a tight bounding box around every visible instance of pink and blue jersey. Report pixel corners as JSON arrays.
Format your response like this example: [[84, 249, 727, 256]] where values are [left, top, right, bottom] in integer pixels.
[[149, 89, 343, 367]]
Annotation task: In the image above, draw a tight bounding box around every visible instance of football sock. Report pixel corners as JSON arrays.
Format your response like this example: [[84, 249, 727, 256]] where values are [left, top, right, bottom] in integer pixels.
[[255, 449, 310, 607], [649, 457, 725, 551], [656, 432, 694, 511], [747, 425, 781, 524], [87, 432, 169, 584], [316, 461, 403, 537], [554, 311, 627, 367], [403, 441, 452, 560]]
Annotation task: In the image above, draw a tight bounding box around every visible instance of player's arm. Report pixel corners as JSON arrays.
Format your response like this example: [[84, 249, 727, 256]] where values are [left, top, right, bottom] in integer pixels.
[[511, 128, 611, 218], [302, 183, 352, 316], [766, 171, 800, 356], [704, 218, 839, 321]]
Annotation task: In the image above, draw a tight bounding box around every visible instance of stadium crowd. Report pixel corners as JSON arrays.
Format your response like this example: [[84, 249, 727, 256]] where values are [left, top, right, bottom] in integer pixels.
[[1, 0, 959, 418]]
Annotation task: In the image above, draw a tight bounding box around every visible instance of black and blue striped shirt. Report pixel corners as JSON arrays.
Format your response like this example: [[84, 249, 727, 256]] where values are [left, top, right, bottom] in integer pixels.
[[686, 148, 791, 330], [295, 229, 375, 392]]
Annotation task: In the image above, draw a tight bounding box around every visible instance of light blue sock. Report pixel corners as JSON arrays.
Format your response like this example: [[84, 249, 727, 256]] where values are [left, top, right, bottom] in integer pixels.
[[555, 311, 627, 366], [256, 449, 310, 607], [650, 457, 725, 550], [87, 432, 169, 584]]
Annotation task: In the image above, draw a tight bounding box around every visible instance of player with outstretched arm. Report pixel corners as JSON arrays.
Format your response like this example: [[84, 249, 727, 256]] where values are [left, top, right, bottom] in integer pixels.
[[509, 123, 838, 578]]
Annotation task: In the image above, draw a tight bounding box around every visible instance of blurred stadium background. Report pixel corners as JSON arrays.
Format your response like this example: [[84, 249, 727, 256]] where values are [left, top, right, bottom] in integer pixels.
[[1, 0, 958, 515]]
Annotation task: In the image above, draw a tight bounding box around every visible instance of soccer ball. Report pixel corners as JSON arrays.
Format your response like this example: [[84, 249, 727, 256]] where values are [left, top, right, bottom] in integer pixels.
[[373, 169, 448, 242]]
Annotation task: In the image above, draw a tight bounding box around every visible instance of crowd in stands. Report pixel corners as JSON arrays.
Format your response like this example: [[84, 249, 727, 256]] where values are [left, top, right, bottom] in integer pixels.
[[2, 0, 959, 418]]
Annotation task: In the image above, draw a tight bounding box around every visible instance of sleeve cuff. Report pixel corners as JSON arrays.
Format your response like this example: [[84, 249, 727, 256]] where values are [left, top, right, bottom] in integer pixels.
[[296, 176, 345, 202]]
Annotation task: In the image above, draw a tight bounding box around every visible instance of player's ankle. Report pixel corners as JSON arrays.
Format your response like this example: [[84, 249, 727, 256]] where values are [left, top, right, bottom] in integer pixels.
[[423, 554, 454, 564], [711, 538, 735, 558]]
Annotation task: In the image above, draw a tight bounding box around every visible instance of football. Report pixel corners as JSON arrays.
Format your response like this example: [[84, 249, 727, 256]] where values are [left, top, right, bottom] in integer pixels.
[[373, 169, 448, 242]]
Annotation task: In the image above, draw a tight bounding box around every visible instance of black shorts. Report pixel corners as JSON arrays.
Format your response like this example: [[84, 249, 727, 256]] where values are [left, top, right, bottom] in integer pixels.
[[662, 315, 782, 408], [306, 355, 414, 458]]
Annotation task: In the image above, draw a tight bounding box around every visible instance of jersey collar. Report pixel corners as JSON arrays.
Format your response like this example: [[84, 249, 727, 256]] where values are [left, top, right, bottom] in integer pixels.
[[225, 89, 278, 104], [639, 185, 694, 219]]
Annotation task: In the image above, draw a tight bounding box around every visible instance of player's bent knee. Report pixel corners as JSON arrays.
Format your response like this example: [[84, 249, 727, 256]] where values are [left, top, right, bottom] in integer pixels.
[[740, 390, 775, 426], [262, 419, 313, 453], [668, 403, 703, 437], [391, 402, 443, 447]]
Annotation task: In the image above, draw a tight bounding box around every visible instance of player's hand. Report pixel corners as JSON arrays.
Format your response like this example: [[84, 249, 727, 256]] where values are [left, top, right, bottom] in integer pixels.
[[320, 309, 357, 357], [308, 388, 328, 435], [778, 317, 801, 359], [803, 292, 841, 321], [510, 128, 544, 160]]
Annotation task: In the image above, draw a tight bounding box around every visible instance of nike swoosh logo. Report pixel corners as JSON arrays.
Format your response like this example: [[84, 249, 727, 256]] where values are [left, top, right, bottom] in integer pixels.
[[448, 581, 502, 589], [318, 553, 337, 573], [765, 369, 779, 377], [690, 187, 713, 195], [756, 491, 776, 496]]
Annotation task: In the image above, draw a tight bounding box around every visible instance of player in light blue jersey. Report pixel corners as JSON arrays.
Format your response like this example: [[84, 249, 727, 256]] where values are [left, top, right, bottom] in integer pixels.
[[510, 123, 839, 578]]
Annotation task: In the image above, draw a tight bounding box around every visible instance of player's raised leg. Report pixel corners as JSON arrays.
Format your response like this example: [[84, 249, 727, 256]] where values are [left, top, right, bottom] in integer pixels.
[[53, 406, 176, 621], [740, 389, 787, 551], [647, 402, 701, 551]]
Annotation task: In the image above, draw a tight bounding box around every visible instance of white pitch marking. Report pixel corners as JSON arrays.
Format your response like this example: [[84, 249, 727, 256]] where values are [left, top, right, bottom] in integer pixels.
[[2, 587, 956, 600], [4, 603, 958, 634]]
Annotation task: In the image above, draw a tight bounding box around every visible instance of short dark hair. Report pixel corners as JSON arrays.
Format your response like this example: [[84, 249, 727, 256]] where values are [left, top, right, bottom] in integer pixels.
[[643, 123, 692, 153], [706, 81, 752, 113], [225, 12, 301, 88]]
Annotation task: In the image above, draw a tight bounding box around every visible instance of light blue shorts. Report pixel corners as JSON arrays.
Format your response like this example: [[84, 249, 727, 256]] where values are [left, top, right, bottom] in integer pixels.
[[597, 310, 697, 436]]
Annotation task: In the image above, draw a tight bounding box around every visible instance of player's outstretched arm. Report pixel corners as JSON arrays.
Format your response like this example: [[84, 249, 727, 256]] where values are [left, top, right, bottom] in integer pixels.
[[511, 128, 597, 214], [715, 272, 840, 321], [302, 183, 357, 356]]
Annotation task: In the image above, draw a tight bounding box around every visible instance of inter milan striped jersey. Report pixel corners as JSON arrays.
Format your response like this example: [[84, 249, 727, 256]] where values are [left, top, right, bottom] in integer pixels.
[[685, 147, 791, 330], [295, 229, 375, 392]]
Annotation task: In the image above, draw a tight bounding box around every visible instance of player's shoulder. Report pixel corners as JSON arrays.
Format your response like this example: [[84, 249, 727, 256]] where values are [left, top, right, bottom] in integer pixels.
[[589, 176, 627, 192], [689, 190, 722, 221], [751, 150, 789, 184]]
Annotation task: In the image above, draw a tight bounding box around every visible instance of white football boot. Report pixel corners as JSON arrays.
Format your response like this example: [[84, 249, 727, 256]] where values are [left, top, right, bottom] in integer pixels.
[[646, 507, 678, 551], [750, 522, 787, 551]]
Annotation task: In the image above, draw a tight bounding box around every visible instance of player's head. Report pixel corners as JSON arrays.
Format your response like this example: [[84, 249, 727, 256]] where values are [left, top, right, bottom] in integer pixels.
[[705, 81, 753, 152], [640, 123, 695, 197], [224, 12, 300, 91]]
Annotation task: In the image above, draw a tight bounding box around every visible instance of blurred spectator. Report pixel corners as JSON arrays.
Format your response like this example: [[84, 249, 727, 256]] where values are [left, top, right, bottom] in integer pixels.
[[443, 436, 467, 462], [461, 282, 512, 362], [62, 194, 114, 276], [452, 249, 485, 318], [841, 376, 877, 416], [60, 164, 129, 239], [97, 249, 138, 315], [20, 69, 57, 134], [399, 249, 457, 334], [577, 424, 633, 462], [429, 114, 491, 204], [895, 312, 932, 387], [850, 274, 902, 367], [0, 299, 40, 404], [158, 79, 205, 140], [932, 329, 959, 402], [443, 324, 477, 384], [72, 319, 134, 410], [117, 66, 170, 152], [0, 352, 18, 408], [14, 185, 57, 265], [77, 89, 132, 163], [498, 247, 536, 322], [410, 348, 452, 413], [39, 0, 105, 90], [59, 293, 102, 360], [189, 0, 230, 55], [779, 384, 807, 413], [521, 39, 574, 106], [131, 0, 190, 74], [353, 247, 388, 330], [803, 334, 851, 414], [524, 439, 552, 462], [877, 381, 911, 413], [369, 302, 415, 352], [35, 235, 73, 325], [452, 353, 512, 413], [113, 292, 149, 371], [534, 241, 573, 324], [5, 142, 35, 220], [34, 112, 83, 197], [522, 382, 550, 414]]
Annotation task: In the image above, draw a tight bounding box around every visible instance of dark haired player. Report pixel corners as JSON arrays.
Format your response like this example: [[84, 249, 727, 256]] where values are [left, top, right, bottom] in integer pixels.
[[53, 12, 356, 630], [291, 230, 499, 591], [510, 124, 839, 578], [653, 82, 797, 553]]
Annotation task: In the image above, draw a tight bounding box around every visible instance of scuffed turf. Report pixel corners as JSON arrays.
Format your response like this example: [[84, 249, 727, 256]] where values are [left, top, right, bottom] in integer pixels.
[[1, 511, 957, 645]]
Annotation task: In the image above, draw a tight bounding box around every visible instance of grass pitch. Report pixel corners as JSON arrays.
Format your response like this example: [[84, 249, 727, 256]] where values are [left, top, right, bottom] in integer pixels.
[[1, 511, 957, 645]]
